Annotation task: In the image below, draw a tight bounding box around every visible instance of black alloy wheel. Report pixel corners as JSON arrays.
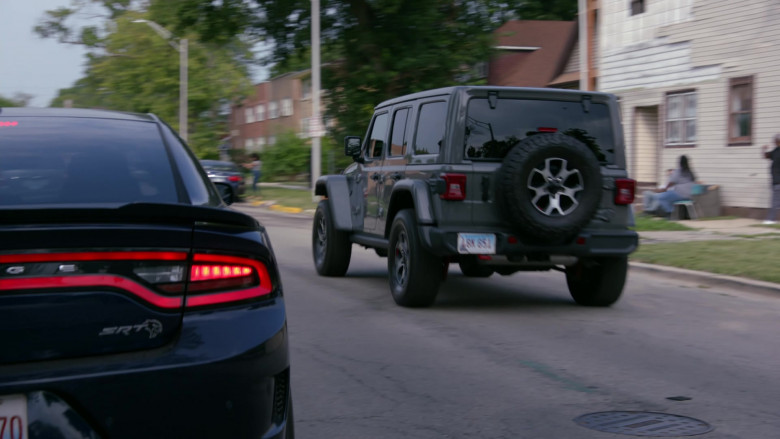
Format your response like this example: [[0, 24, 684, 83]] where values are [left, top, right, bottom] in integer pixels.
[[388, 209, 441, 307], [497, 133, 602, 243], [565, 256, 628, 306]]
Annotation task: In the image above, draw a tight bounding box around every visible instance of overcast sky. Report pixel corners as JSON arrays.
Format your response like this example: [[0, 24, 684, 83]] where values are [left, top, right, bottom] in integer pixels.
[[0, 1, 89, 107], [0, 1, 269, 108]]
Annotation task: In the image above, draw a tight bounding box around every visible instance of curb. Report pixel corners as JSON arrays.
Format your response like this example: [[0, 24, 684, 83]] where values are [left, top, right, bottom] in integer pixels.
[[629, 261, 780, 296]]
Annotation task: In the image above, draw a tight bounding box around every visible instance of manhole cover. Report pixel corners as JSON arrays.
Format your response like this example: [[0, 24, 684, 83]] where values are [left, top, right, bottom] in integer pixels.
[[574, 411, 713, 436]]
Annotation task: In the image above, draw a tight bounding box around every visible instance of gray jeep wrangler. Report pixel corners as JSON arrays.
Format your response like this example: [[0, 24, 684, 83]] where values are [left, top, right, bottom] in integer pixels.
[[312, 86, 638, 307]]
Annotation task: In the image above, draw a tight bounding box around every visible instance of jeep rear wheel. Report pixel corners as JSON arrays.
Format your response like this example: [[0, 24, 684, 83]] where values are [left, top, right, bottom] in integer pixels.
[[497, 133, 602, 243], [565, 256, 628, 307], [312, 200, 352, 276], [388, 209, 441, 307]]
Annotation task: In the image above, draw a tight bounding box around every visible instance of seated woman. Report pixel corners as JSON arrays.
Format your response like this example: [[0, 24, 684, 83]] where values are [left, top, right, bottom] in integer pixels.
[[647, 155, 697, 219]]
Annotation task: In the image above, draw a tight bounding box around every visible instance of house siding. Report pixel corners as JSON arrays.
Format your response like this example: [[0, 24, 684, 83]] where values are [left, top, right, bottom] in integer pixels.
[[599, 0, 780, 216]]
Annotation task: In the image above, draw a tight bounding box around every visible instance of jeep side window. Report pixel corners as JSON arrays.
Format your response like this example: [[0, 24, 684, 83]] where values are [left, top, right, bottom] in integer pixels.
[[413, 101, 447, 155], [390, 107, 410, 157], [366, 112, 389, 159]]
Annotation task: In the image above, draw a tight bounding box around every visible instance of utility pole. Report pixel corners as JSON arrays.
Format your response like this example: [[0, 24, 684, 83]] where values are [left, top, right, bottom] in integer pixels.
[[133, 20, 188, 142], [311, 0, 322, 201]]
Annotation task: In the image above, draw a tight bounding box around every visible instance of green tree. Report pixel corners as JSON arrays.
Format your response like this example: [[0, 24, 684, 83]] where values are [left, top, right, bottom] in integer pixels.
[[0, 94, 29, 107], [154, 0, 576, 141], [35, 1, 256, 157]]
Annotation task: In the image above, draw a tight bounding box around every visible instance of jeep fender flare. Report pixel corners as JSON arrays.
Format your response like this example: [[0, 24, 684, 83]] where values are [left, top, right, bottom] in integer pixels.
[[387, 179, 436, 227], [314, 175, 355, 231]]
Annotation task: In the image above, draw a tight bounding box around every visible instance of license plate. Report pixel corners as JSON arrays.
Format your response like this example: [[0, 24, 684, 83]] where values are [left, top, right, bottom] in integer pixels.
[[457, 233, 496, 254], [0, 395, 27, 439]]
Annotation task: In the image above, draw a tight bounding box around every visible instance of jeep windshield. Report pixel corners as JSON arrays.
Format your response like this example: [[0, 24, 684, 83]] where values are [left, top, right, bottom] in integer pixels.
[[464, 98, 616, 164]]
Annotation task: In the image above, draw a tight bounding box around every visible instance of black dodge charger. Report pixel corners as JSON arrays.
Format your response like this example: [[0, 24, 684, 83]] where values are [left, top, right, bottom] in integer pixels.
[[0, 107, 293, 438]]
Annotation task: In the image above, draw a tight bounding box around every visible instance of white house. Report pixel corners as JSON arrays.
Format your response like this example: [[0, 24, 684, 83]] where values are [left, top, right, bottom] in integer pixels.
[[597, 0, 780, 218]]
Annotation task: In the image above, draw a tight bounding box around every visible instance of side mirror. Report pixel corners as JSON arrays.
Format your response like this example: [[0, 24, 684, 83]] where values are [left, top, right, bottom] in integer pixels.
[[344, 136, 363, 162]]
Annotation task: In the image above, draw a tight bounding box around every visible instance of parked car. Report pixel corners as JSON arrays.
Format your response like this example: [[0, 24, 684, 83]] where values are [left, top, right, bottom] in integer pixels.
[[200, 159, 246, 204], [0, 107, 293, 438], [313, 86, 638, 308]]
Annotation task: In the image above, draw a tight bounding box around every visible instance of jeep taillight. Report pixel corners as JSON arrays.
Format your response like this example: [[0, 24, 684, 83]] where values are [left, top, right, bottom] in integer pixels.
[[440, 174, 467, 201], [614, 178, 636, 205]]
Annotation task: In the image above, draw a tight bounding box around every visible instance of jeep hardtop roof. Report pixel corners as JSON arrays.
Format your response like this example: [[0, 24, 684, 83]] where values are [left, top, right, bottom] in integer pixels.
[[374, 86, 617, 110]]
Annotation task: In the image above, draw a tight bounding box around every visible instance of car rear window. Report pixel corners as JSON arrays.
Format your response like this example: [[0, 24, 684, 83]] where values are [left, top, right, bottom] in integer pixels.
[[0, 117, 178, 206], [464, 98, 616, 164]]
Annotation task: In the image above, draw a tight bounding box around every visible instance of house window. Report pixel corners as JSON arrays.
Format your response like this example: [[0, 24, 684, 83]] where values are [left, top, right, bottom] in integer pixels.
[[281, 98, 293, 117], [256, 104, 265, 122], [244, 138, 254, 149], [630, 0, 645, 15], [729, 76, 753, 145], [244, 108, 255, 124], [301, 79, 312, 100], [269, 101, 279, 119], [268, 135, 276, 146], [665, 91, 696, 146], [256, 137, 265, 151]]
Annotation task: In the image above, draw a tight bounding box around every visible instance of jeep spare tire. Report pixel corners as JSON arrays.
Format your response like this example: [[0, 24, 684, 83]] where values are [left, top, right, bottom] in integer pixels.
[[496, 133, 602, 243]]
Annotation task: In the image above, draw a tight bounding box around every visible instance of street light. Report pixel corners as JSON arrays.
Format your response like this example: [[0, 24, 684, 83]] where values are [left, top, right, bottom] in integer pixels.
[[132, 19, 188, 142]]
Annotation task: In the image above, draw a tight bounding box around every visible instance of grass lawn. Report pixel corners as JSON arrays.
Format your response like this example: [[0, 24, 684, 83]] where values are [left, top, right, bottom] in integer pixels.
[[631, 238, 780, 284], [242, 186, 320, 211], [632, 214, 697, 231]]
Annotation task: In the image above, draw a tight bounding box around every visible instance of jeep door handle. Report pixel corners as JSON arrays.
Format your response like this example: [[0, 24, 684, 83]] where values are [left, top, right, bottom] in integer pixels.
[[370, 173, 382, 181], [389, 173, 402, 181]]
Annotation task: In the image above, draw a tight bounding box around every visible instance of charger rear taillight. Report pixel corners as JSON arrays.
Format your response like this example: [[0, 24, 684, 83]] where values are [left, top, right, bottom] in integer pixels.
[[185, 254, 272, 307], [228, 176, 242, 182], [614, 178, 636, 205], [440, 173, 467, 201], [0, 251, 274, 310]]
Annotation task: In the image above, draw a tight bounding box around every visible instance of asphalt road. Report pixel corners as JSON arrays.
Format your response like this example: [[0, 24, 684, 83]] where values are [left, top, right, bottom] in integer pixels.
[[238, 206, 780, 439]]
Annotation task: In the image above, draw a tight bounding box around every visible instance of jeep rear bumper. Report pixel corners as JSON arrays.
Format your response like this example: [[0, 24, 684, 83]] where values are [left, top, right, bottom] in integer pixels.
[[419, 227, 639, 258]]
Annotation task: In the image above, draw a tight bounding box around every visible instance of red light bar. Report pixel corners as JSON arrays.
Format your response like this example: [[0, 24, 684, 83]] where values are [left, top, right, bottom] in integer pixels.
[[0, 121, 19, 127], [191, 264, 252, 281], [537, 127, 558, 133], [185, 254, 273, 307]]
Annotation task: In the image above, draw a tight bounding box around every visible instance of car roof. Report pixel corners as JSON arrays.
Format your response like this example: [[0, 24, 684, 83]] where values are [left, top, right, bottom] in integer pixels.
[[0, 106, 157, 122], [374, 85, 615, 109]]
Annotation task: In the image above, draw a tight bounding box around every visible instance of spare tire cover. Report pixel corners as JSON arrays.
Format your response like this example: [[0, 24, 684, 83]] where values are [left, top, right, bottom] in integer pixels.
[[496, 133, 602, 243]]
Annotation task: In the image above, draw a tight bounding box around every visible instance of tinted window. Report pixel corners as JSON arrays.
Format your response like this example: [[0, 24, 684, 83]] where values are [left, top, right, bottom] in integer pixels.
[[0, 117, 178, 206], [390, 108, 410, 157], [366, 112, 388, 159], [464, 98, 616, 163], [414, 101, 447, 155]]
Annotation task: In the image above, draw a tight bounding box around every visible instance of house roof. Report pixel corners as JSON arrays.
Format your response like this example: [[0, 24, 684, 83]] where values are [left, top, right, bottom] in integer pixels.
[[489, 20, 578, 88]]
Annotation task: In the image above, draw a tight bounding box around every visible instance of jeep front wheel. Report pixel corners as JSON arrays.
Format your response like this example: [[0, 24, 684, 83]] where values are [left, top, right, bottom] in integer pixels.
[[565, 256, 628, 306], [388, 209, 441, 307], [312, 200, 352, 276]]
